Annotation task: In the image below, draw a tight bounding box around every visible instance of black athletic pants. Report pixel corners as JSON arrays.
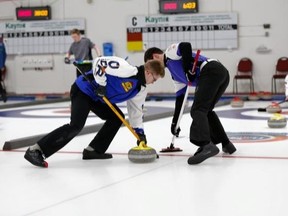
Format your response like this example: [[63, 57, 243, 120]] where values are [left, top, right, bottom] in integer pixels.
[[76, 63, 92, 77], [190, 61, 230, 147], [38, 83, 123, 158]]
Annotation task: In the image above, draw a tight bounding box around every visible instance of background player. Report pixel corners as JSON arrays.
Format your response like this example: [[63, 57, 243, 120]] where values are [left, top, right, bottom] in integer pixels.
[[0, 36, 7, 103], [65, 28, 101, 77], [144, 42, 236, 165]]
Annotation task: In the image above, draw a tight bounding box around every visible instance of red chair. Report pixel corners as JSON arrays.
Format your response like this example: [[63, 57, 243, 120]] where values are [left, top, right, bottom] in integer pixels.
[[271, 57, 288, 93], [233, 58, 254, 93]]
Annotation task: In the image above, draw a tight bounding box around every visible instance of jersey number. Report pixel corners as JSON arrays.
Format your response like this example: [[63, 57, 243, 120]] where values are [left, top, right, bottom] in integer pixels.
[[94, 59, 120, 76]]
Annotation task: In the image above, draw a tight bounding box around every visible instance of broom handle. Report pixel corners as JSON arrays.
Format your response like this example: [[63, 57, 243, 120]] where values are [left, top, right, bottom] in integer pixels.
[[171, 85, 190, 144], [175, 49, 201, 130], [171, 50, 201, 144], [174, 49, 201, 130], [102, 96, 140, 141]]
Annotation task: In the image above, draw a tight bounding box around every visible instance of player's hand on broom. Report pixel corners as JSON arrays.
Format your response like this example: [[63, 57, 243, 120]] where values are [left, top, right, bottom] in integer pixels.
[[94, 67, 107, 97], [95, 85, 106, 97], [64, 57, 70, 64], [171, 122, 181, 137], [134, 128, 147, 146]]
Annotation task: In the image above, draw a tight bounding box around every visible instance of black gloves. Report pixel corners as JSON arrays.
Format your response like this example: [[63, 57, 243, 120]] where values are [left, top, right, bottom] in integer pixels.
[[134, 128, 147, 146], [64, 57, 70, 64], [137, 133, 147, 146], [94, 86, 106, 97], [171, 122, 181, 137]]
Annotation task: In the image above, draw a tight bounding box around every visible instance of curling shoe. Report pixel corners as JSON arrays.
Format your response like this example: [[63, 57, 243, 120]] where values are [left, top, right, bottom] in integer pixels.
[[188, 142, 219, 165], [24, 148, 48, 168], [82, 149, 113, 160], [222, 141, 237, 154]]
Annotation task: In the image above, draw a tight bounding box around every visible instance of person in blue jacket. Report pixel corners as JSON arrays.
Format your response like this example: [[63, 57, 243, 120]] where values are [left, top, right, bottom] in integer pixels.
[[0, 37, 7, 103], [144, 42, 236, 165], [24, 56, 165, 168]]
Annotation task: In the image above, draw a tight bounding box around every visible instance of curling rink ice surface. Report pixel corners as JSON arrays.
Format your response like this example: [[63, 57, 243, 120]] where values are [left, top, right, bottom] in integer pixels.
[[1, 99, 288, 216]]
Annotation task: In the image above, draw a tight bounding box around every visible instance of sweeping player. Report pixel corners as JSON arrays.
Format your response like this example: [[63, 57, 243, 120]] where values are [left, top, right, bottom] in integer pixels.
[[24, 56, 165, 167], [144, 42, 236, 165]]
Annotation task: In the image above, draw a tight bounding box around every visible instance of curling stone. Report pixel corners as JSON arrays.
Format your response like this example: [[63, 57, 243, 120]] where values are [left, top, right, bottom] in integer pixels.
[[248, 92, 260, 101], [261, 91, 272, 100], [128, 142, 157, 163], [268, 113, 287, 128], [230, 97, 244, 108], [266, 102, 282, 113]]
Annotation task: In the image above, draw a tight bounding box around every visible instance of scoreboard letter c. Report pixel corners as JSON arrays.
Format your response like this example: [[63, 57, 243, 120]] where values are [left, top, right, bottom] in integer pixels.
[[132, 17, 137, 26]]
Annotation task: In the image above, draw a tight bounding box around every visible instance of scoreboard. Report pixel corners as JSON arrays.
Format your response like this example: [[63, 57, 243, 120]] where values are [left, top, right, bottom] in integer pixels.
[[0, 19, 85, 55], [16, 6, 51, 21], [127, 12, 238, 52]]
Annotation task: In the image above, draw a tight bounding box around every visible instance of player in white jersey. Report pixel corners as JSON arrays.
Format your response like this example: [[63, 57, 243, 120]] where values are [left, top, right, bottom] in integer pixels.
[[144, 42, 236, 165], [24, 56, 165, 168]]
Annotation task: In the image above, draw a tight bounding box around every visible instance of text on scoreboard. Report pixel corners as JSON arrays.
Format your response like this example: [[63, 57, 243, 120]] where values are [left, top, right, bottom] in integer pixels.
[[127, 13, 238, 51], [0, 19, 85, 55]]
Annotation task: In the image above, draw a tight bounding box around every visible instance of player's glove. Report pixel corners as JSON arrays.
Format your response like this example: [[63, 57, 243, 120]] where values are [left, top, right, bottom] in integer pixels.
[[171, 122, 181, 137], [94, 86, 106, 97], [64, 57, 70, 64], [134, 128, 147, 146], [186, 71, 195, 82]]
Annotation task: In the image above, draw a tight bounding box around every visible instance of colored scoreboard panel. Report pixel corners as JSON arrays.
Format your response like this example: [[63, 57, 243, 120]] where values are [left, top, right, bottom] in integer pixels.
[[159, 0, 198, 14], [16, 6, 51, 21], [127, 13, 238, 52]]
